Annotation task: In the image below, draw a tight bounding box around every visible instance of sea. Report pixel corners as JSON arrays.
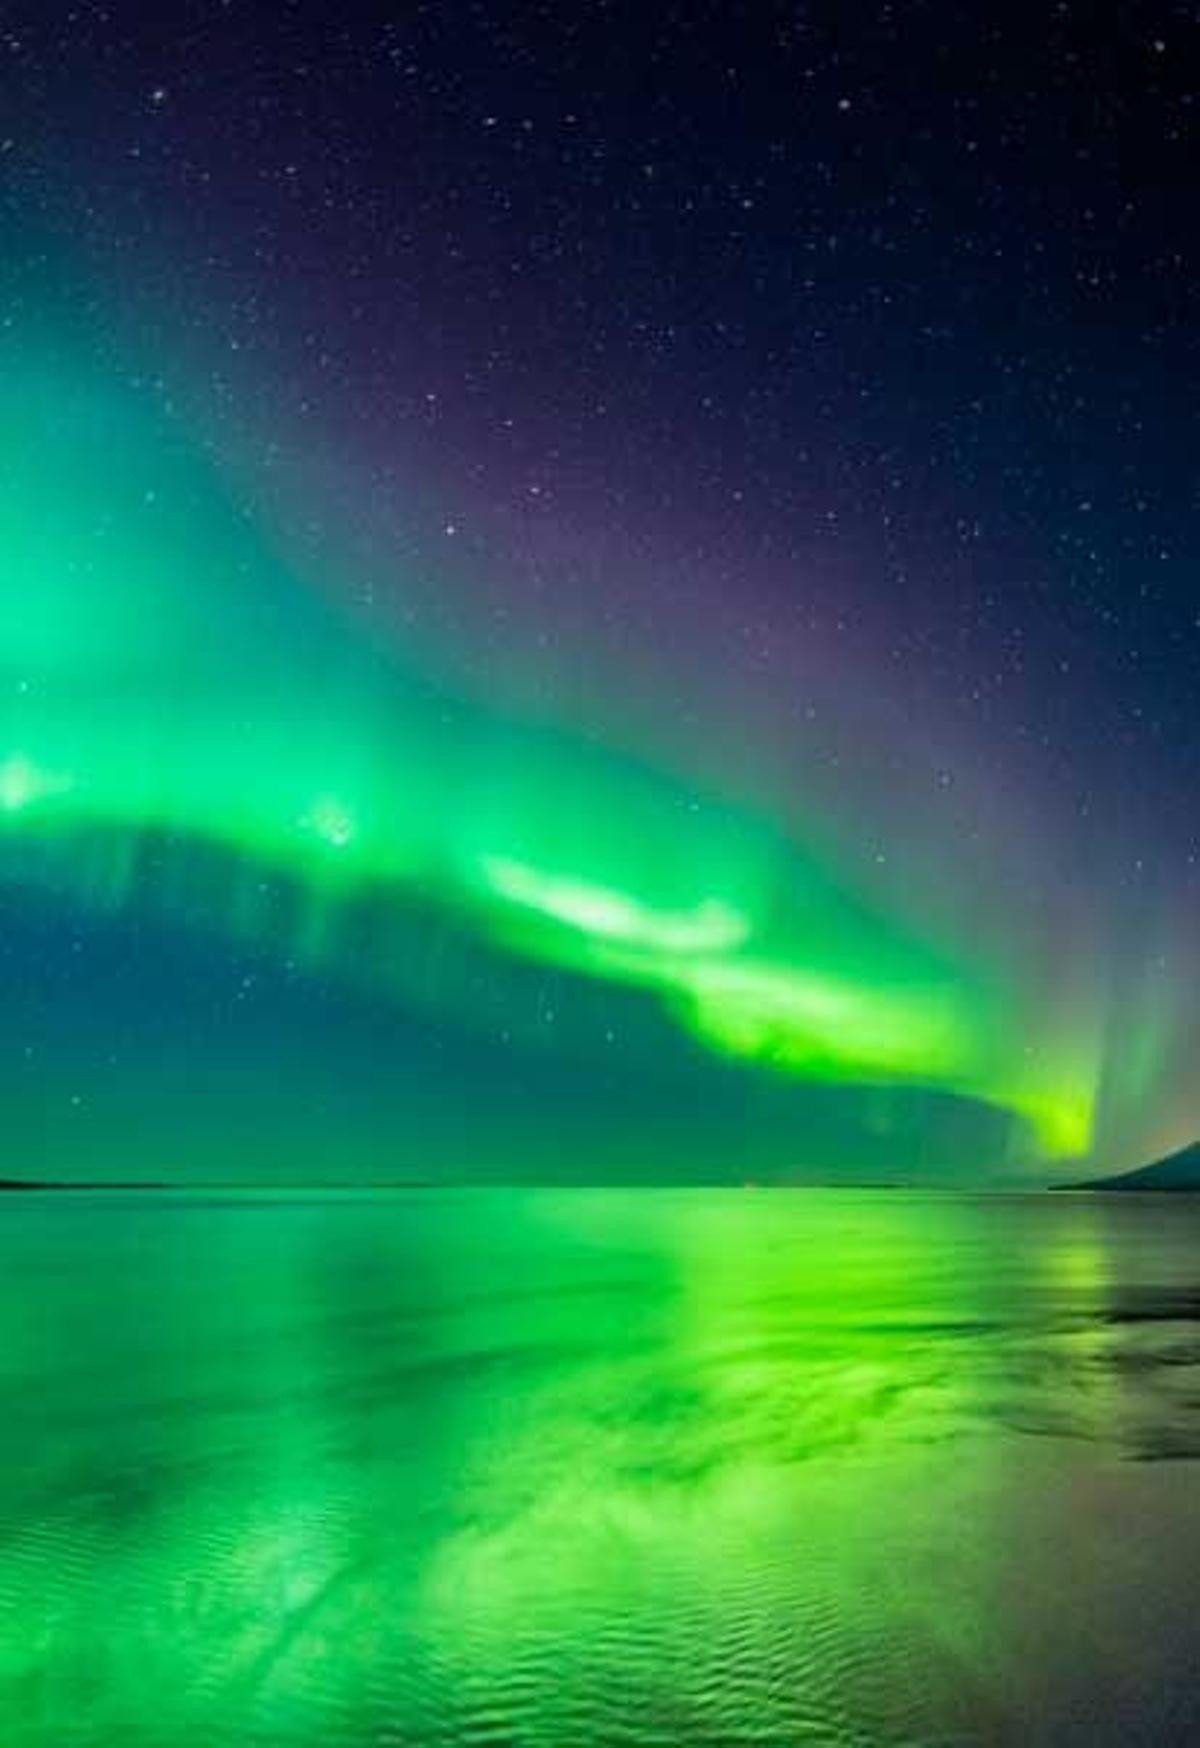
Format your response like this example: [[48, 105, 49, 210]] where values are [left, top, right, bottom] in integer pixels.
[[4, 1186, 1200, 1746]]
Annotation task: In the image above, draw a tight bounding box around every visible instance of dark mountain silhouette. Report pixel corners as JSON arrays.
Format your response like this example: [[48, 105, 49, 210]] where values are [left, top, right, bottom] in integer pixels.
[[1073, 1140, 1200, 1191]]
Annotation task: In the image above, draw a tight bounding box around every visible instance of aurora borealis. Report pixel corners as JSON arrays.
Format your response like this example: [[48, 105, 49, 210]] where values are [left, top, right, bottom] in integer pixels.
[[0, 330, 1100, 1176], [3, 5, 1197, 1183], [10, 12, 1200, 1747]]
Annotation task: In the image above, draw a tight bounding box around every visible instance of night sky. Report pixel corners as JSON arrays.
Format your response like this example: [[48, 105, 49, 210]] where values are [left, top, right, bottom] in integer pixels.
[[2, 3, 1197, 1183]]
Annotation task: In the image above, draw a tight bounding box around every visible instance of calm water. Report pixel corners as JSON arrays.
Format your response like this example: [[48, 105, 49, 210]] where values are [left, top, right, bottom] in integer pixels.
[[4, 1189, 1200, 1746]]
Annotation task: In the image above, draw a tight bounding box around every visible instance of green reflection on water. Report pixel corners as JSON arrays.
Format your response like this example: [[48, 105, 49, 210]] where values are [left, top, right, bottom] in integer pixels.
[[2, 1190, 1199, 1746]]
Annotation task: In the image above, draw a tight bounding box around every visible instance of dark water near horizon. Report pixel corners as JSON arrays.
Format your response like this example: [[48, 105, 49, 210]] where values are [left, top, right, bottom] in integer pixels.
[[4, 1188, 1200, 1746]]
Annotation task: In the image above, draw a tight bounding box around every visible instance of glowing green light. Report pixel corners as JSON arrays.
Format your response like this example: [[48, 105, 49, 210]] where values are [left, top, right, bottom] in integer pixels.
[[670, 954, 968, 1079], [301, 795, 357, 850], [480, 855, 750, 954], [0, 336, 1113, 1171], [0, 753, 73, 814]]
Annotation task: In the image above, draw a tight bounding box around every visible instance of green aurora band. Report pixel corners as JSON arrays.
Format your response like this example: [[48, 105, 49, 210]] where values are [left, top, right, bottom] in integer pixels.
[[2, 345, 1103, 1171]]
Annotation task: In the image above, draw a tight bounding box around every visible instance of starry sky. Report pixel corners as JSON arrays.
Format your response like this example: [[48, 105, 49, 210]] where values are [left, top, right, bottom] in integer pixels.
[[1, 3, 1197, 1183]]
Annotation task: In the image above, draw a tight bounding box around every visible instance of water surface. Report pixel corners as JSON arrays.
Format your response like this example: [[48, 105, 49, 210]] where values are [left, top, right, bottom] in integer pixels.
[[4, 1188, 1200, 1745]]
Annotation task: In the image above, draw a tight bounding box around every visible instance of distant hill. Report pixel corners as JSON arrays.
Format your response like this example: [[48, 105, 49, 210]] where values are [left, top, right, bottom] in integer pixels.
[[1073, 1140, 1200, 1191], [0, 1179, 160, 1191]]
